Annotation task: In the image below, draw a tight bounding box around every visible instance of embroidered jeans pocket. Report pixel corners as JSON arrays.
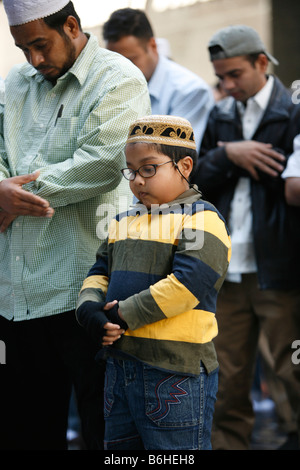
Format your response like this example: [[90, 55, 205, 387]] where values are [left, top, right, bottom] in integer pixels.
[[104, 357, 117, 418], [144, 366, 200, 427]]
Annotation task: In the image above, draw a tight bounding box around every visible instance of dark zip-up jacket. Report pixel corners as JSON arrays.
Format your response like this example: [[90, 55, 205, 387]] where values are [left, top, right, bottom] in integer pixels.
[[192, 75, 300, 290]]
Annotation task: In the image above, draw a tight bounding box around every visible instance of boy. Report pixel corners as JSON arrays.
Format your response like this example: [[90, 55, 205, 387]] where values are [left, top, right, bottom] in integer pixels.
[[76, 115, 231, 450]]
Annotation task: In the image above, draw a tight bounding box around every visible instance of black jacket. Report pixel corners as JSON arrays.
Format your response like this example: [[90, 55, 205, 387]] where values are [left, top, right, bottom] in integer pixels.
[[192, 76, 300, 290]]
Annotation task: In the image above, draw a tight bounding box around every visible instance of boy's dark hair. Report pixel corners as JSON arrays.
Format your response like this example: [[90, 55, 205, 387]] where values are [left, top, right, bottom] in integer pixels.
[[44, 1, 82, 33], [103, 8, 154, 43], [151, 143, 198, 180]]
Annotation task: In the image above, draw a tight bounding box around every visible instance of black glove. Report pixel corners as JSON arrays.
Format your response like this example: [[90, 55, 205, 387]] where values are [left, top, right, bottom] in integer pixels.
[[76, 301, 109, 343], [76, 301, 128, 344], [105, 302, 128, 331]]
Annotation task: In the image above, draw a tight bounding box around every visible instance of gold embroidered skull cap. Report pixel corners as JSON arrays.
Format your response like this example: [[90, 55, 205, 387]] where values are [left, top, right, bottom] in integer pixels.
[[126, 115, 196, 150], [3, 0, 70, 26]]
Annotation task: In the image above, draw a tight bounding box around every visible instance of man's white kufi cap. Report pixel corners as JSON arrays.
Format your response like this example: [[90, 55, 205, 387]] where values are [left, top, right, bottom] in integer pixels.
[[3, 0, 70, 26]]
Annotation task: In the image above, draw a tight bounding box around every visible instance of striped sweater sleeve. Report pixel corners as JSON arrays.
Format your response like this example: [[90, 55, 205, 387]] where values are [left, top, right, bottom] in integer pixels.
[[76, 238, 109, 309]]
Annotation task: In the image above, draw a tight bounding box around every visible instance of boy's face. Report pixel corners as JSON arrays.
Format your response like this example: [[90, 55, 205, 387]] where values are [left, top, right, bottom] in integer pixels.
[[125, 143, 191, 209]]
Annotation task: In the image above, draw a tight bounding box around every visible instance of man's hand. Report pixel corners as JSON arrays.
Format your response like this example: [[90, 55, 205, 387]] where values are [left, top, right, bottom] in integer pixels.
[[219, 140, 286, 180], [0, 212, 17, 233], [0, 171, 54, 217]]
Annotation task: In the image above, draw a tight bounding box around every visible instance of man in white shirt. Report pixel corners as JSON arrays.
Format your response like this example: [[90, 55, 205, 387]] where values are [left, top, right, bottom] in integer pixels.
[[282, 134, 300, 205], [102, 8, 214, 149], [192, 25, 300, 450]]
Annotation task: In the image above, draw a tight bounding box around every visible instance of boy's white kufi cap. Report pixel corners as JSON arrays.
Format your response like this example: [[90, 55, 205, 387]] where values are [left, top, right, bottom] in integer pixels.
[[3, 0, 70, 26], [127, 115, 196, 150]]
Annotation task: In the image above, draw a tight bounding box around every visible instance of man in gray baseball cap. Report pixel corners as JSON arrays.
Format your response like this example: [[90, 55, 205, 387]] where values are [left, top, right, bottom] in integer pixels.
[[192, 24, 300, 450], [208, 24, 279, 65]]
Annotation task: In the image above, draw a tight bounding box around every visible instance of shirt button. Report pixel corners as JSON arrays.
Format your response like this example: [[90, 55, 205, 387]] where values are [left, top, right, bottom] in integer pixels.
[[16, 256, 20, 261]]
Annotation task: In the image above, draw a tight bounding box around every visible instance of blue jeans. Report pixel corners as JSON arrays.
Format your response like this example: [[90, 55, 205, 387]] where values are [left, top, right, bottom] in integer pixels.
[[104, 357, 218, 450]]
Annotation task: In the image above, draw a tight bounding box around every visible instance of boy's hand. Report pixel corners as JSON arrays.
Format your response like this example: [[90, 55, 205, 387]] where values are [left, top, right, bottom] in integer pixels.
[[102, 300, 128, 346], [76, 299, 126, 346], [76, 300, 112, 344], [101, 322, 123, 346], [104, 300, 128, 330]]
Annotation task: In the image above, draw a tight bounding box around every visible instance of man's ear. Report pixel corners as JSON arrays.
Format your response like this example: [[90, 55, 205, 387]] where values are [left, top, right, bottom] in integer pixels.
[[63, 15, 80, 39], [147, 36, 158, 54], [256, 53, 269, 73]]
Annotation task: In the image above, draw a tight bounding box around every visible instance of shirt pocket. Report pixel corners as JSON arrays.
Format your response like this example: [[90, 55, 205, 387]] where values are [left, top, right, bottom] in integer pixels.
[[42, 116, 81, 162]]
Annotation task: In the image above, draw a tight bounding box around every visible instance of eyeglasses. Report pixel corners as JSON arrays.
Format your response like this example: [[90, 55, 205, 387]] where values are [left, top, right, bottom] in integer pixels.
[[121, 160, 174, 181]]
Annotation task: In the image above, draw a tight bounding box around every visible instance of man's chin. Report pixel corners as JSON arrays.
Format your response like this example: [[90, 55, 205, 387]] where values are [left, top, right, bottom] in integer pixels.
[[37, 68, 60, 82]]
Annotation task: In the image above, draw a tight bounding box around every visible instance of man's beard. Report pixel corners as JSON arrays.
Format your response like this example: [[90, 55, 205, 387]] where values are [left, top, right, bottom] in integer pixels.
[[37, 34, 77, 84]]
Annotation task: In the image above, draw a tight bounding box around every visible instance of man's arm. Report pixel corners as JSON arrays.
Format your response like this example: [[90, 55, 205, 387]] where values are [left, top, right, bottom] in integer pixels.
[[285, 178, 300, 206], [0, 171, 53, 215], [283, 134, 300, 206], [222, 140, 286, 181], [0, 98, 54, 229], [193, 108, 286, 195], [29, 78, 151, 209]]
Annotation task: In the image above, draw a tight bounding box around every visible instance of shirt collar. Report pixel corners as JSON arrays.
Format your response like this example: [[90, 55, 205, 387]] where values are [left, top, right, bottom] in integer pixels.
[[250, 74, 274, 110], [65, 33, 98, 86], [238, 75, 274, 113]]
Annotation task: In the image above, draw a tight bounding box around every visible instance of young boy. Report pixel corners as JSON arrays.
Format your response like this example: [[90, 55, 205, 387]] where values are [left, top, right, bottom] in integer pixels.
[[76, 115, 231, 450]]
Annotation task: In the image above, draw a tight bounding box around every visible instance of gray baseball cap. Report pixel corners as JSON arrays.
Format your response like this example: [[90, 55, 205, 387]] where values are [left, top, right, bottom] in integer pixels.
[[208, 25, 279, 65]]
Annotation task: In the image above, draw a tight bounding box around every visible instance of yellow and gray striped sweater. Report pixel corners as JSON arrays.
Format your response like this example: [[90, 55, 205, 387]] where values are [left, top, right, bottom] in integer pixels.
[[77, 187, 231, 376]]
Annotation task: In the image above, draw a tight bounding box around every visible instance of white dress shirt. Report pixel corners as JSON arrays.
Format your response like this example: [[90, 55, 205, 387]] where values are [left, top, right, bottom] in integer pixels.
[[227, 75, 274, 282], [282, 133, 300, 178], [148, 54, 214, 149]]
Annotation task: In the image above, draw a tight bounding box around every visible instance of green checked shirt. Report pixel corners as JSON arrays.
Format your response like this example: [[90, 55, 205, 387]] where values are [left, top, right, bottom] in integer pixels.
[[0, 34, 150, 321]]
